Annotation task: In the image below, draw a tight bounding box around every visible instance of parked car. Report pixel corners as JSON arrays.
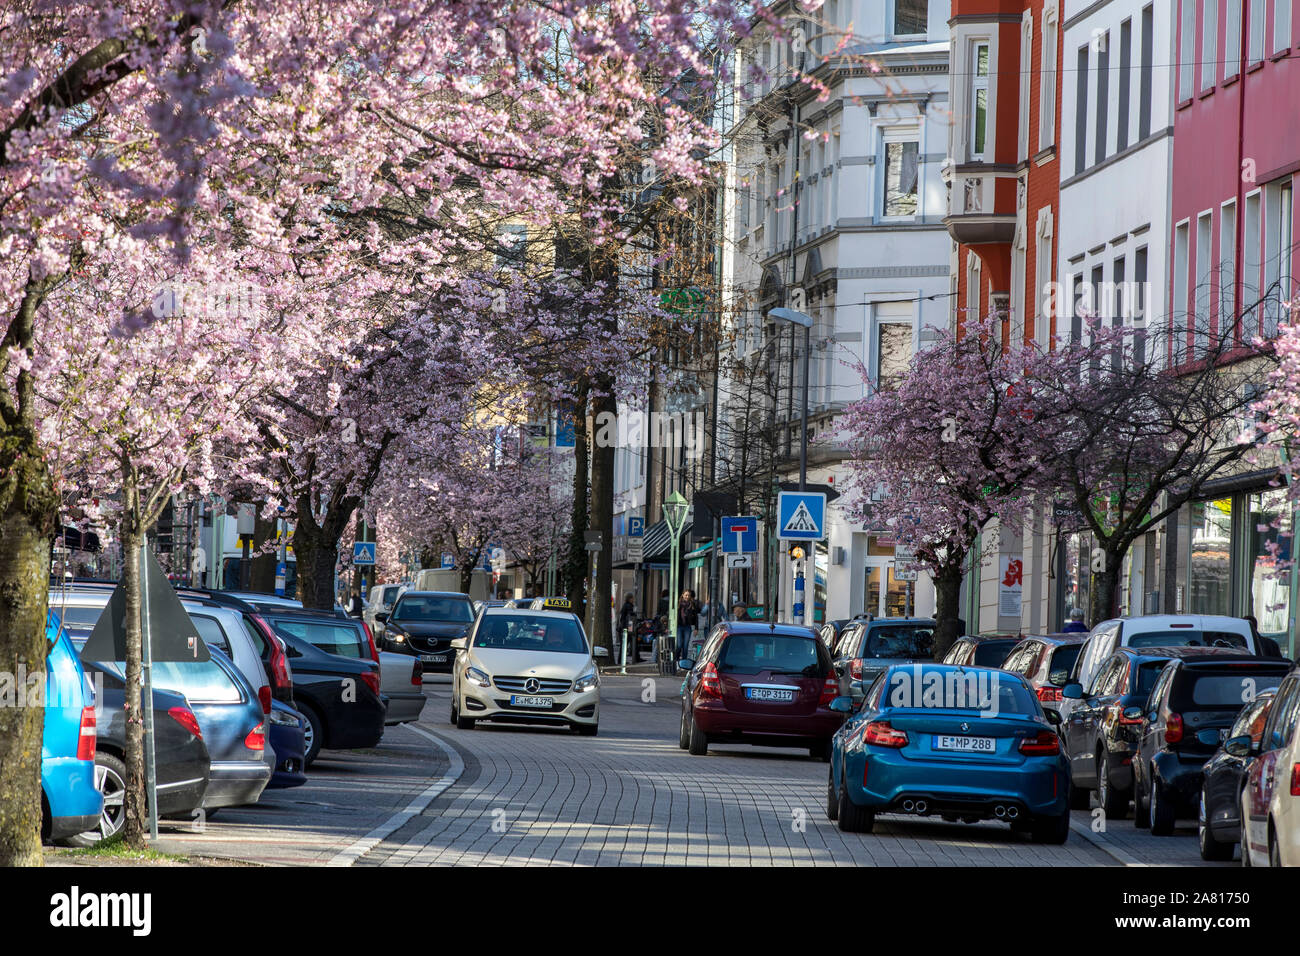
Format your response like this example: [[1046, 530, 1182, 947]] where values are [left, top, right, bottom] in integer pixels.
[[1240, 666, 1300, 865], [258, 609, 386, 766], [185, 600, 277, 715], [826, 663, 1070, 843], [1132, 651, 1290, 835], [72, 662, 211, 844], [1059, 646, 1181, 815], [818, 619, 852, 652], [831, 618, 937, 705], [379, 590, 476, 671], [999, 634, 1088, 713], [450, 608, 605, 734], [941, 634, 1021, 669], [1199, 690, 1276, 860], [40, 613, 103, 843], [379, 651, 427, 725], [267, 699, 308, 789], [679, 622, 842, 759], [529, 596, 575, 612]]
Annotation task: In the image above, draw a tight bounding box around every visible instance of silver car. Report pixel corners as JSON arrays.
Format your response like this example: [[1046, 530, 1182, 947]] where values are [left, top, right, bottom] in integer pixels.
[[379, 650, 427, 725]]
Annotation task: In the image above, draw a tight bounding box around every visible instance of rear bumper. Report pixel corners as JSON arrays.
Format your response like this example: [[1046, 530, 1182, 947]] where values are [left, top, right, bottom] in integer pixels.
[[850, 752, 1069, 818], [691, 700, 842, 742], [1152, 752, 1209, 810], [43, 757, 103, 839], [156, 775, 209, 817], [384, 691, 427, 726], [48, 813, 101, 841], [202, 760, 272, 809]]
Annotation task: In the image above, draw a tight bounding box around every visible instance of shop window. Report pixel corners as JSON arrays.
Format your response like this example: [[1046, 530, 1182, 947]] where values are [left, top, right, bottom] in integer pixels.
[[1189, 499, 1233, 616], [1248, 490, 1292, 637]]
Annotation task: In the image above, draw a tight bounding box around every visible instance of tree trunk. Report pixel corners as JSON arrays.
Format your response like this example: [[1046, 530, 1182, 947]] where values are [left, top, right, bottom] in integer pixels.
[[564, 387, 589, 607], [119, 478, 148, 849], [460, 562, 474, 595], [248, 507, 277, 593], [588, 388, 615, 656], [932, 560, 965, 661], [1088, 546, 1123, 628], [293, 521, 339, 611], [0, 445, 56, 865]]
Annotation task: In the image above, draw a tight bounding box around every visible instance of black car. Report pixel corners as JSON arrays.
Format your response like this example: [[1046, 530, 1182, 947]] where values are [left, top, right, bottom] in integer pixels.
[[1059, 646, 1180, 815], [73, 662, 211, 845], [1198, 690, 1276, 860], [378, 590, 477, 671], [258, 610, 386, 766], [1132, 651, 1291, 835], [940, 634, 1020, 668]]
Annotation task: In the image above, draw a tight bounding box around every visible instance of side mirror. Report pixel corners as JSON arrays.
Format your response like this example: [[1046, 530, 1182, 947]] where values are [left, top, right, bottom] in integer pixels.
[[449, 637, 467, 650], [1224, 734, 1254, 758], [829, 696, 854, 714], [678, 658, 695, 671], [594, 647, 610, 659], [375, 612, 389, 623], [1044, 709, 1063, 727], [1061, 682, 1084, 700]]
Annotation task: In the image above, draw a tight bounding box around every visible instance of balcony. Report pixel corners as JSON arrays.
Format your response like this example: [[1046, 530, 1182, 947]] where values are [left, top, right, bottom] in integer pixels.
[[942, 164, 1018, 246]]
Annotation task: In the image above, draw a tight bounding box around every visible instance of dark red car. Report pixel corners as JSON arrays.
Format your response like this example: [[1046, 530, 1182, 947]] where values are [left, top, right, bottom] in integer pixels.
[[678, 622, 843, 760]]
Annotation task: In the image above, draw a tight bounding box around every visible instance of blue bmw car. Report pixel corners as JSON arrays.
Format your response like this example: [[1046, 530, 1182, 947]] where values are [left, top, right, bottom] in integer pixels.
[[41, 613, 103, 842], [827, 663, 1072, 843]]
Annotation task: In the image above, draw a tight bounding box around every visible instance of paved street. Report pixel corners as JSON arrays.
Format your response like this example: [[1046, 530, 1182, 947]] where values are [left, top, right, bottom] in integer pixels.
[[153, 676, 1235, 867]]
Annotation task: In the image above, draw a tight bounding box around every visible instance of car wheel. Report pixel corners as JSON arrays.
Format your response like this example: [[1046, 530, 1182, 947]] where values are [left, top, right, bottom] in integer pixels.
[[1098, 756, 1128, 820], [1132, 776, 1150, 829], [809, 739, 831, 762], [826, 765, 839, 821], [576, 723, 598, 737], [1068, 778, 1091, 810], [1197, 791, 1234, 861], [1148, 775, 1175, 836], [687, 714, 708, 756], [450, 687, 459, 725], [836, 784, 874, 834], [1240, 813, 1252, 866], [678, 707, 690, 750], [1269, 824, 1282, 868], [65, 752, 127, 847], [1030, 811, 1071, 845], [299, 702, 324, 768], [456, 710, 476, 730]]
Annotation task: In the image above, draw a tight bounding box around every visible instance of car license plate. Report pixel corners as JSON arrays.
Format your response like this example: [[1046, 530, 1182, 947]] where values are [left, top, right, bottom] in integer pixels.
[[420, 653, 447, 663], [935, 735, 996, 753], [511, 695, 553, 709], [746, 687, 795, 702]]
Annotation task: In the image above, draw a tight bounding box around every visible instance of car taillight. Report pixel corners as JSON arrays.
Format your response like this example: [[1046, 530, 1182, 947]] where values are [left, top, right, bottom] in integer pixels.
[[360, 669, 380, 697], [76, 706, 96, 761], [862, 720, 909, 748], [254, 615, 292, 692], [411, 659, 424, 686], [244, 722, 265, 751], [849, 658, 863, 681], [258, 685, 272, 715], [1292, 763, 1300, 797], [1019, 730, 1061, 756], [1036, 685, 1062, 703], [818, 676, 838, 706], [700, 662, 722, 699], [167, 706, 203, 740], [361, 619, 379, 664], [1165, 712, 1184, 744]]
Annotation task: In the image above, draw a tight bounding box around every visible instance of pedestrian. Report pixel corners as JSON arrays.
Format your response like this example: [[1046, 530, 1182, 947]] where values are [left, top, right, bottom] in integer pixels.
[[730, 603, 747, 622], [1061, 608, 1089, 633], [677, 589, 700, 662], [619, 593, 639, 663], [348, 591, 363, 617]]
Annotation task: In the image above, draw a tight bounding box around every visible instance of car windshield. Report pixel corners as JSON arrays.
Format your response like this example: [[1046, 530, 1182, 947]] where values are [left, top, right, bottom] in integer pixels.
[[719, 634, 823, 676], [393, 596, 474, 623], [473, 614, 589, 654], [382, 585, 402, 604], [270, 618, 369, 658], [99, 658, 243, 703], [863, 625, 935, 660], [51, 604, 106, 629], [1127, 630, 1249, 649], [973, 641, 1016, 667]]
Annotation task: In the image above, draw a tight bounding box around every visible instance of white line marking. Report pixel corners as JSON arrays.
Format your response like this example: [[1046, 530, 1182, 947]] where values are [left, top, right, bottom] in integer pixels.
[[326, 723, 464, 867], [1069, 817, 1146, 866]]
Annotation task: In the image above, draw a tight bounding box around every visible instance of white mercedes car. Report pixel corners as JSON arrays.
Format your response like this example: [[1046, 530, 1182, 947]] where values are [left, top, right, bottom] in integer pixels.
[[450, 608, 606, 736]]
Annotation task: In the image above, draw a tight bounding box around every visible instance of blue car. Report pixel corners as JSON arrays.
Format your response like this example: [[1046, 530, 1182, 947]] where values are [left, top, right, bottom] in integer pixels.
[[827, 663, 1072, 844], [267, 699, 308, 789], [41, 613, 103, 842]]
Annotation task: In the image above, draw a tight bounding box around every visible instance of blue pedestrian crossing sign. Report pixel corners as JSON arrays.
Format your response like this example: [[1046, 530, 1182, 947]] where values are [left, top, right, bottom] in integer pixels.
[[777, 492, 826, 541], [441, 552, 455, 569], [353, 541, 376, 565], [721, 516, 758, 554]]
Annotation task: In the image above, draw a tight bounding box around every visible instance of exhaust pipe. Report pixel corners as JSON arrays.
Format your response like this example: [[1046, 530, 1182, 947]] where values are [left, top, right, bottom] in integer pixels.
[[914, 800, 928, 815], [993, 805, 1007, 818], [902, 799, 915, 813], [1006, 806, 1020, 820]]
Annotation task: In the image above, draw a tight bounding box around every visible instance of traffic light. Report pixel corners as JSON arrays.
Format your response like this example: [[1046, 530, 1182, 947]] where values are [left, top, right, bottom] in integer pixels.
[[788, 545, 805, 561]]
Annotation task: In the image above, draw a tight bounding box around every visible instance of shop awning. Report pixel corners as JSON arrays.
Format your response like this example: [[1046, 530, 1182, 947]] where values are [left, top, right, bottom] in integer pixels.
[[683, 537, 720, 560], [642, 518, 691, 560]]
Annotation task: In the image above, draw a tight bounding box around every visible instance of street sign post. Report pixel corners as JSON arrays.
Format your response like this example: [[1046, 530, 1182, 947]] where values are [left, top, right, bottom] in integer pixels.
[[777, 492, 826, 541], [721, 516, 758, 554], [353, 541, 376, 566], [894, 544, 918, 582], [726, 554, 753, 569]]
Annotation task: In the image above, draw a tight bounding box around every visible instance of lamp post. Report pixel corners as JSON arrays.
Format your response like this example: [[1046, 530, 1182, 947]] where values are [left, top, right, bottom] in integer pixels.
[[768, 306, 813, 625], [663, 490, 689, 673]]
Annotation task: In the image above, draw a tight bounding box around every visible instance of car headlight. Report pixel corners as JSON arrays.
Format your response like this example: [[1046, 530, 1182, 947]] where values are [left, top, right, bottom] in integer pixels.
[[466, 666, 491, 688], [269, 708, 301, 728], [574, 671, 599, 693]]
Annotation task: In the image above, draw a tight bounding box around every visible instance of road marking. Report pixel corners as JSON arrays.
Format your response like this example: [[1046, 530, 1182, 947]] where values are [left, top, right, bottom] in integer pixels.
[[1068, 817, 1147, 866], [326, 723, 464, 867]]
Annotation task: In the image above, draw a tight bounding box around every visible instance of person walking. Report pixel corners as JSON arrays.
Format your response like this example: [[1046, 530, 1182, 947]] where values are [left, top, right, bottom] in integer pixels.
[[677, 589, 700, 661], [619, 593, 639, 663], [729, 603, 747, 622], [1061, 608, 1089, 633]]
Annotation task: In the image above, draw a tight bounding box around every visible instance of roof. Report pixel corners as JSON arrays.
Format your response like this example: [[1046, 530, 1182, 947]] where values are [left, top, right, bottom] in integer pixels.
[[397, 590, 473, 600], [722, 621, 819, 638], [1109, 646, 1274, 662]]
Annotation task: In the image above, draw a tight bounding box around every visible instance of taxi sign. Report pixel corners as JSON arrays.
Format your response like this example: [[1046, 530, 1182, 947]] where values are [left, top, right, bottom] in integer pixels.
[[539, 597, 572, 610]]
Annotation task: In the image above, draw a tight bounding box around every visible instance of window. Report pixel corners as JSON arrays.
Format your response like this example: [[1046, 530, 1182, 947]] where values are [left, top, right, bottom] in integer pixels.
[[1019, 13, 1033, 160], [1179, 0, 1196, 99], [1174, 220, 1190, 360], [1070, 272, 1083, 340], [1140, 4, 1154, 136], [1134, 246, 1148, 363], [1040, 3, 1059, 150], [1274, 0, 1292, 55], [1250, 0, 1265, 62], [1225, 1, 1242, 79], [1095, 32, 1110, 165], [894, 0, 927, 36], [1203, 0, 1219, 90], [1189, 499, 1233, 615], [1263, 179, 1294, 336], [970, 42, 990, 161], [883, 139, 920, 217], [1196, 211, 1213, 351], [1220, 200, 1237, 332], [1118, 20, 1132, 151], [495, 224, 527, 268], [876, 322, 912, 390], [1075, 46, 1089, 174], [966, 252, 982, 323], [1035, 207, 1054, 348], [1243, 189, 1263, 337]]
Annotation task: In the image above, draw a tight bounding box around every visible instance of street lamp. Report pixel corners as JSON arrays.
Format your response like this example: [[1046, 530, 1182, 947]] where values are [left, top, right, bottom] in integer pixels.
[[663, 490, 689, 673], [768, 306, 814, 626]]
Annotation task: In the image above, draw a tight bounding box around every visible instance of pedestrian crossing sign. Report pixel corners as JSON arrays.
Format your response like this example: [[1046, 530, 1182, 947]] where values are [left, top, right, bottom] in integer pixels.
[[777, 491, 826, 541]]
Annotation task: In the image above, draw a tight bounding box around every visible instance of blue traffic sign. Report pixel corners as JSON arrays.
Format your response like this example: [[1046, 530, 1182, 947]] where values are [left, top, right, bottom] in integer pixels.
[[777, 492, 826, 541], [353, 541, 376, 565], [628, 517, 644, 537], [441, 552, 454, 569], [721, 516, 758, 554]]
